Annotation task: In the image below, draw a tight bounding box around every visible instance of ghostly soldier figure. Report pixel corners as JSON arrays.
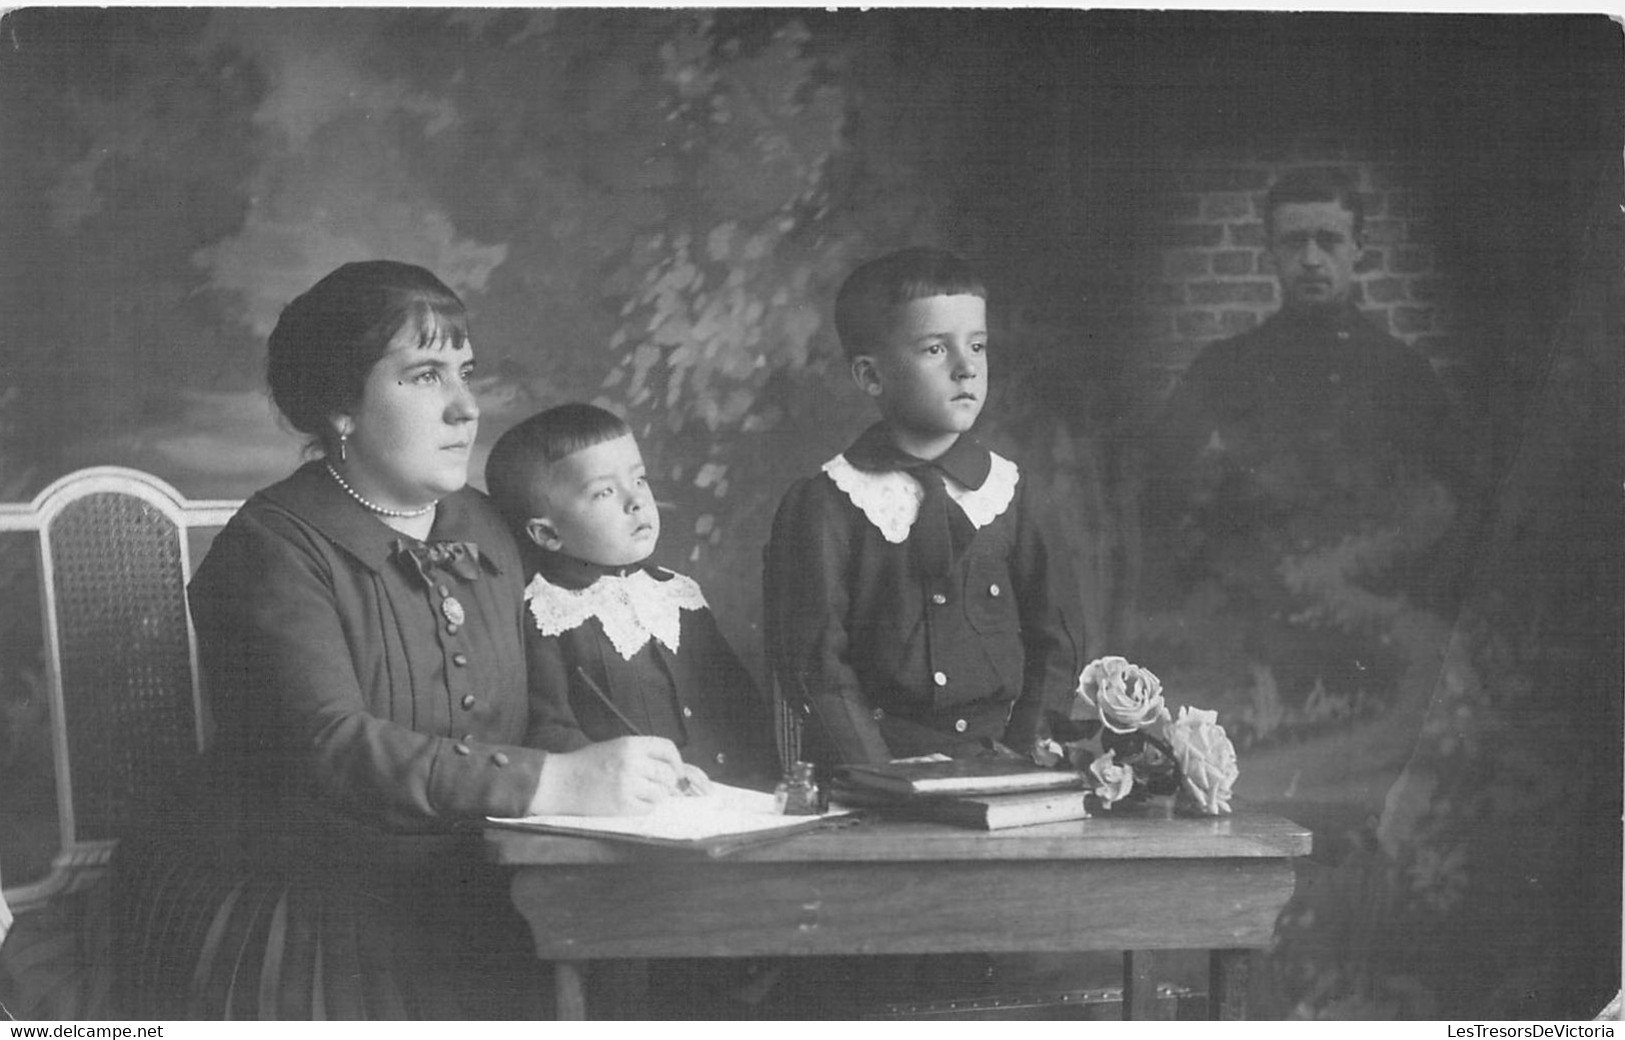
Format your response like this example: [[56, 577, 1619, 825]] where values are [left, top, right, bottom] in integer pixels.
[[1144, 166, 1478, 713]]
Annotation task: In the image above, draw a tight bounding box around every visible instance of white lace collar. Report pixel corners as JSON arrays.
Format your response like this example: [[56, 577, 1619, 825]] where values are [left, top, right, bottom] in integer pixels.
[[524, 568, 708, 660], [822, 451, 1019, 544]]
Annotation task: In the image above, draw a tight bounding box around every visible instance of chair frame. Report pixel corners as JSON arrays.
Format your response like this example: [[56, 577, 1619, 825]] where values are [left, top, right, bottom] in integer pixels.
[[0, 467, 239, 913]]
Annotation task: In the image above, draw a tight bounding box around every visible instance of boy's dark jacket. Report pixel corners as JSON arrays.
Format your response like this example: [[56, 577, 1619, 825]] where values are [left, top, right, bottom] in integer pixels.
[[763, 423, 1085, 766], [520, 547, 778, 788]]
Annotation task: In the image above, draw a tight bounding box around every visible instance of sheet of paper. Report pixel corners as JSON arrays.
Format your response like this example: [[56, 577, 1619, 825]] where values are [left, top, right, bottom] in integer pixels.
[[490, 781, 846, 843]]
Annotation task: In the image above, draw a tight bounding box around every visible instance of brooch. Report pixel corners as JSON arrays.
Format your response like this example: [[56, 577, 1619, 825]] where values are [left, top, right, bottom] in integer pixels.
[[442, 596, 466, 627]]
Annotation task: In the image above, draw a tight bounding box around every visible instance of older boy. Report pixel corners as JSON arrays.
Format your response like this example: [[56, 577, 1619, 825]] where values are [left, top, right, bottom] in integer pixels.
[[763, 247, 1084, 766], [486, 403, 777, 789]]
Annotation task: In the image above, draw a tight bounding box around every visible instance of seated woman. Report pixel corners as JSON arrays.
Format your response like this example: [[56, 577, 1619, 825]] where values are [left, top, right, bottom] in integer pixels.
[[110, 260, 691, 1020]]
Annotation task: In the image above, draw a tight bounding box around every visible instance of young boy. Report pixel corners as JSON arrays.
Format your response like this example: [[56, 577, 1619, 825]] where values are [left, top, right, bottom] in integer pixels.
[[486, 403, 777, 789], [763, 246, 1085, 766]]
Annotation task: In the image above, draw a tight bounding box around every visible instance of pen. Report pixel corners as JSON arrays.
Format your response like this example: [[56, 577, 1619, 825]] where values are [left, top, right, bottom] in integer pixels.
[[574, 666, 696, 795]]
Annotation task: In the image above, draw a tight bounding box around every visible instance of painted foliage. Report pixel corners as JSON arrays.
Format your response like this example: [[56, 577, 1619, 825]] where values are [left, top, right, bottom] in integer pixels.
[[0, 10, 1618, 1020]]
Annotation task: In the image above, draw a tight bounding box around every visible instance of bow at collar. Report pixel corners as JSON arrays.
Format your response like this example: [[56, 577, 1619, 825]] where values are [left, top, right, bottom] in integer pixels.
[[843, 422, 992, 489], [842, 423, 992, 584], [394, 539, 484, 587]]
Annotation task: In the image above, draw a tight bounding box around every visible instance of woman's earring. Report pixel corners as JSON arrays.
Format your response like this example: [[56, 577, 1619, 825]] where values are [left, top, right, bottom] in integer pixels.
[[339, 432, 347, 463]]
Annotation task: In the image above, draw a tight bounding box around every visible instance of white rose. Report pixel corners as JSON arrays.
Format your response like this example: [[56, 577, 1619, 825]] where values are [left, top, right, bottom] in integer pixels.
[[1167, 706, 1238, 815], [1087, 749, 1135, 807], [1075, 656, 1169, 734]]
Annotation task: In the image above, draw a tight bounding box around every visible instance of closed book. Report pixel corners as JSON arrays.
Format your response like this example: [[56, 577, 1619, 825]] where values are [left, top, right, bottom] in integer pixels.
[[836, 756, 1086, 798], [893, 789, 1092, 830]]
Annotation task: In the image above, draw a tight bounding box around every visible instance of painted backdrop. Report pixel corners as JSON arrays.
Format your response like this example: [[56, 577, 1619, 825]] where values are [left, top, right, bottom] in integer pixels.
[[0, 9, 1619, 1019]]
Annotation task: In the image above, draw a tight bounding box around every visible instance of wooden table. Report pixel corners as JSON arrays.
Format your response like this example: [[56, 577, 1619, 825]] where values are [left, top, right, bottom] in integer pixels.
[[487, 808, 1310, 1020]]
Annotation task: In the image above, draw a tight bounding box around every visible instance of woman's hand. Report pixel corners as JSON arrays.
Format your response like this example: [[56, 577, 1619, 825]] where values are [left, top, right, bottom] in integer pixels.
[[528, 736, 690, 816], [678, 763, 713, 797]]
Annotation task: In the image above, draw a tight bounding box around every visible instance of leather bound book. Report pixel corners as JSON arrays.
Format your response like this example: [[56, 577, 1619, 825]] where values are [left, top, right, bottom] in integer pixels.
[[835, 756, 1086, 798], [889, 789, 1092, 830]]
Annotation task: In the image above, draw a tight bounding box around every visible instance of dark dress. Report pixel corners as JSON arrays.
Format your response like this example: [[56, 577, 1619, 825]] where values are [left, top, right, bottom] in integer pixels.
[[110, 461, 552, 1019], [521, 550, 778, 789]]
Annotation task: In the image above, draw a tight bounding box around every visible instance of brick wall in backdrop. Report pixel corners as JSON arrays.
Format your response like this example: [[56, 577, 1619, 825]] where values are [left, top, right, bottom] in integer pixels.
[[1137, 159, 1465, 409]]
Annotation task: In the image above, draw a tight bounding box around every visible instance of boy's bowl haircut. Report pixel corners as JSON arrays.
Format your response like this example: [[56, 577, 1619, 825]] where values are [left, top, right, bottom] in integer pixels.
[[834, 247, 987, 361]]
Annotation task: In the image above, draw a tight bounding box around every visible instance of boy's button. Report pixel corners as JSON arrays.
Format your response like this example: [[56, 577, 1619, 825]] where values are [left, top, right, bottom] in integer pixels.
[[452, 653, 469, 667], [681, 705, 694, 718], [453, 743, 471, 756], [714, 752, 727, 765], [461, 694, 477, 710], [871, 707, 886, 721], [933, 671, 948, 687], [954, 718, 968, 734], [436, 584, 450, 598], [988, 584, 1002, 597], [931, 592, 947, 606], [446, 623, 460, 635], [491, 751, 510, 767]]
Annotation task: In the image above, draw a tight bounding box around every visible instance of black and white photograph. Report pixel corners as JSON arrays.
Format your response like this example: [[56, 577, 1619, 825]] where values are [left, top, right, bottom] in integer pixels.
[[0, 6, 1619, 1025]]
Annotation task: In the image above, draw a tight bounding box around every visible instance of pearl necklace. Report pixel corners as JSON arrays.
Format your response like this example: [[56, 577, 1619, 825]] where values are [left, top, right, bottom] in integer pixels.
[[325, 463, 438, 518]]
